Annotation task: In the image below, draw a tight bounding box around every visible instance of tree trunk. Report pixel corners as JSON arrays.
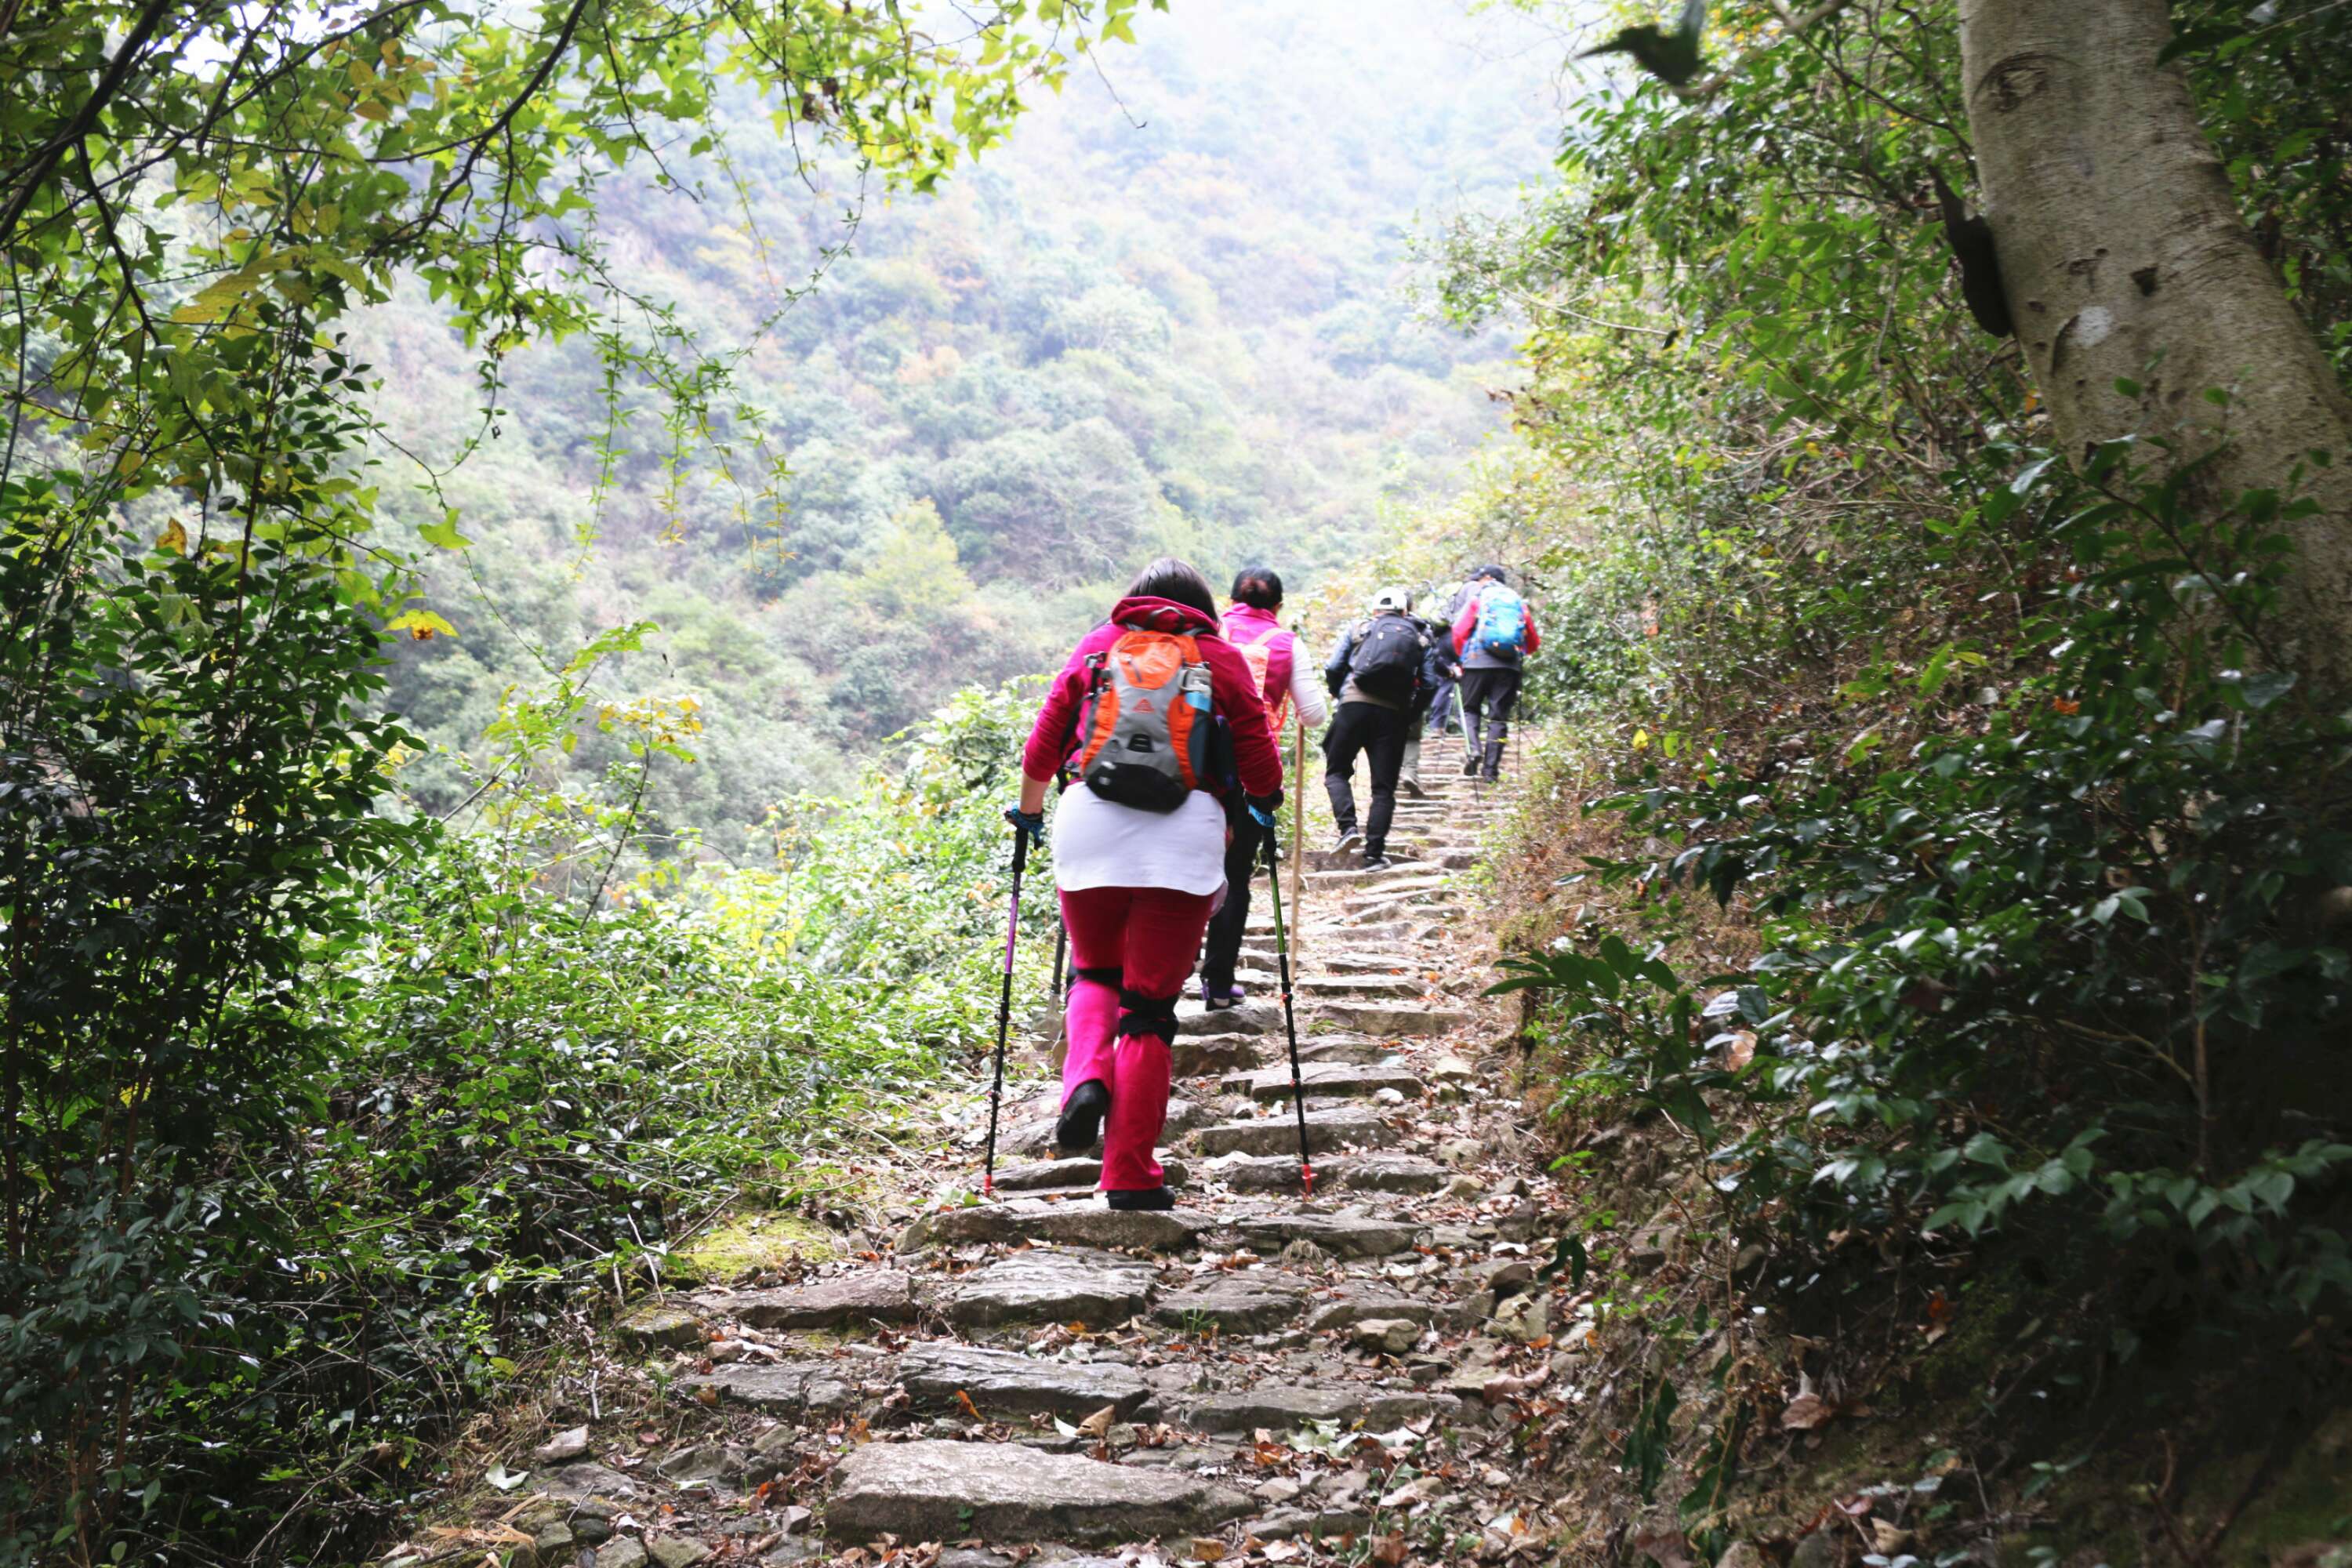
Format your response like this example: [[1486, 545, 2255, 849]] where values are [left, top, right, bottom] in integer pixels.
[[1957, 0, 2352, 690]]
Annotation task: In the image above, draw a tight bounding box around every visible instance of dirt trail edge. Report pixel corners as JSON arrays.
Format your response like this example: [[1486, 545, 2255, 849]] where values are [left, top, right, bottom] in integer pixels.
[[383, 735, 1577, 1568]]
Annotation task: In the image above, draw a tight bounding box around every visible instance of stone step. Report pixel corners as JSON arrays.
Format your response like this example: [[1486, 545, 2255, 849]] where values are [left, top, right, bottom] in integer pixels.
[[1206, 1152, 1450, 1195], [938, 1248, 1159, 1327], [1316, 1001, 1471, 1038], [1190, 1105, 1402, 1158], [1221, 1062, 1425, 1103], [1305, 1290, 1446, 1331], [899, 1341, 1152, 1421], [1321, 919, 1417, 945], [1342, 891, 1461, 924], [1299, 845, 1425, 872], [1171, 1031, 1261, 1077], [1174, 996, 1278, 1036], [989, 1156, 1194, 1194], [694, 1269, 917, 1330], [1263, 950, 1414, 973], [674, 1360, 859, 1415], [1152, 1276, 1309, 1334], [1294, 974, 1421, 1000], [826, 1439, 1250, 1545], [1294, 1035, 1403, 1065], [1001, 1096, 1210, 1160], [1182, 1385, 1457, 1434], [1225, 1211, 1420, 1258], [898, 1200, 1204, 1254]]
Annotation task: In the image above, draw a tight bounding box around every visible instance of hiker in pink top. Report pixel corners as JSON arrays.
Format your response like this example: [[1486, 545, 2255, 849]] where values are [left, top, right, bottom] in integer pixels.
[[1010, 558, 1284, 1209], [1198, 567, 1329, 1009]]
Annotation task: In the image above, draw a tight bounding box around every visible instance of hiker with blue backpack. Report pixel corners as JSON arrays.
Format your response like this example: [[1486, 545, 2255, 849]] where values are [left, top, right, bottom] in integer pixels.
[[1321, 587, 1449, 870], [1007, 558, 1284, 1210], [1450, 564, 1541, 782]]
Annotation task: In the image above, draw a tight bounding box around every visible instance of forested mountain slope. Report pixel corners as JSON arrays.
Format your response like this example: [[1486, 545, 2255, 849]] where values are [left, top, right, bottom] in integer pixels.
[[362, 0, 1563, 844]]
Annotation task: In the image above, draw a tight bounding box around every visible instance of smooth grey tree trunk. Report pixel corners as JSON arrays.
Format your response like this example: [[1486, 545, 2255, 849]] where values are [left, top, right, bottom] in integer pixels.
[[1958, 0, 2352, 691]]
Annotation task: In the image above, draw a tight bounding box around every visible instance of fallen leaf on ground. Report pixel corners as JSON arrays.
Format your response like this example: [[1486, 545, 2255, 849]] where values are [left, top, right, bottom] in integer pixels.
[[1079, 1404, 1117, 1438], [1631, 1528, 1694, 1568], [1781, 1392, 1832, 1431]]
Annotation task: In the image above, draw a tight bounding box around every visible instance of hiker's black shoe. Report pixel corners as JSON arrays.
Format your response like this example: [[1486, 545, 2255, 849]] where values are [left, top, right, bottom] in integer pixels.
[[1105, 1186, 1175, 1210], [1336, 827, 1364, 851], [1481, 741, 1505, 782], [1460, 754, 1480, 778], [1056, 1080, 1110, 1152], [1362, 851, 1394, 871], [1400, 778, 1426, 799], [1200, 978, 1243, 1011]]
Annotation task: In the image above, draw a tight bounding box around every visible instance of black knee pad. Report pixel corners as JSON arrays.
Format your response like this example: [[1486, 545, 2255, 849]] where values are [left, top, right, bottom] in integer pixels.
[[1116, 988, 1181, 1041], [1069, 965, 1123, 996]]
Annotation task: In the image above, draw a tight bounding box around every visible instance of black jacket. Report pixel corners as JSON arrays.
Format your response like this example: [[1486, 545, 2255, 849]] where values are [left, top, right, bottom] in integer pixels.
[[1325, 611, 1454, 711]]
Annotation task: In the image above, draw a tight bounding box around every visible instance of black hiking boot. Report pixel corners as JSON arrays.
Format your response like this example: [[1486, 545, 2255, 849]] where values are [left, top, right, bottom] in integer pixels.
[[1461, 753, 1480, 778], [1056, 1080, 1110, 1153], [1481, 741, 1505, 782], [1336, 826, 1363, 851], [1105, 1186, 1175, 1210]]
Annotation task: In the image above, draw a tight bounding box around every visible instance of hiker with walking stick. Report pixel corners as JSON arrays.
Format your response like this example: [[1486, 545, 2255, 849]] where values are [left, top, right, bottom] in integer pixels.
[[1196, 565, 1327, 1013], [1007, 558, 1283, 1211]]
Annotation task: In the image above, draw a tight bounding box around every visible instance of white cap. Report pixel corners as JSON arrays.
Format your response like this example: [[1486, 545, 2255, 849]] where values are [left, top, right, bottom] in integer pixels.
[[1370, 585, 1413, 613]]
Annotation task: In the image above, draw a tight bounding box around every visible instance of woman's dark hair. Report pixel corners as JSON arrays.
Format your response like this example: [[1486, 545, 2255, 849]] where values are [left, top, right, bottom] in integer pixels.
[[1230, 566, 1283, 611], [1125, 557, 1218, 619]]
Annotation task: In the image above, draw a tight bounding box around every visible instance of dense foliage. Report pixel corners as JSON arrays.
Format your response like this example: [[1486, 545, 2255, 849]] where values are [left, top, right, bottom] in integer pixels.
[[0, 2, 1145, 1559], [1434, 0, 2352, 1436]]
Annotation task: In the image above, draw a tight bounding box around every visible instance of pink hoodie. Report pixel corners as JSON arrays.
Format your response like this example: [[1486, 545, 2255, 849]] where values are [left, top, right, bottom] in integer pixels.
[[1221, 602, 1298, 731], [1022, 596, 1284, 797]]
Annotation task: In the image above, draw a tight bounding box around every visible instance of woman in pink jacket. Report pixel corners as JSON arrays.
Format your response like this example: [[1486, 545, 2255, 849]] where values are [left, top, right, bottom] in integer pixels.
[[1010, 559, 1285, 1209]]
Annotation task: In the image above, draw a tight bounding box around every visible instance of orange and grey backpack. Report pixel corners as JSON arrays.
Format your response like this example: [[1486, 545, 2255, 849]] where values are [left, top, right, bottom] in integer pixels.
[[1075, 625, 1215, 811]]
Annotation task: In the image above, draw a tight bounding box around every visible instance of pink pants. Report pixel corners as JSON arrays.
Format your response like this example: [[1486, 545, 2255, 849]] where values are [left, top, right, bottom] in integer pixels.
[[1059, 884, 1216, 1192]]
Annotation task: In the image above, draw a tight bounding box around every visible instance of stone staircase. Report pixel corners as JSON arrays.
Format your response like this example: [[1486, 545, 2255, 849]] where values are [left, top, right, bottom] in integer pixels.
[[390, 735, 1576, 1568]]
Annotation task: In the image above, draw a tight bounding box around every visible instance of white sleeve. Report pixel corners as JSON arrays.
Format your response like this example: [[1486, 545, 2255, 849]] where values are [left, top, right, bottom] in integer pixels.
[[1287, 637, 1330, 728]]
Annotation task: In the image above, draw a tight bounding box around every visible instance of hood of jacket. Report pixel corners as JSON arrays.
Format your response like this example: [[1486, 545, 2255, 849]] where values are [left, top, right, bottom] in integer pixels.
[[1109, 595, 1219, 635], [1224, 601, 1286, 637]]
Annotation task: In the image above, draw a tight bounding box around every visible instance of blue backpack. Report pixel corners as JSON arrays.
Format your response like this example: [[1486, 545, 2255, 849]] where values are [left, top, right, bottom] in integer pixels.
[[1472, 584, 1527, 656]]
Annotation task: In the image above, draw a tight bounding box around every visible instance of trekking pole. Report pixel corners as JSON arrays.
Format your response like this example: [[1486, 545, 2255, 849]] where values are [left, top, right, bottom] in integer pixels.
[[1259, 813, 1315, 1198], [982, 822, 1033, 1198], [1047, 768, 1071, 1058]]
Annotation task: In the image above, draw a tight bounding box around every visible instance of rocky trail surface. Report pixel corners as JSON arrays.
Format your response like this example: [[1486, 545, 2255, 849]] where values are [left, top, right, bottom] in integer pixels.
[[384, 737, 1589, 1568]]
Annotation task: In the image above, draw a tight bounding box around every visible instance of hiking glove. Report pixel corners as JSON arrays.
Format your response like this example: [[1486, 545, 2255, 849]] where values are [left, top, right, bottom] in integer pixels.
[[1246, 790, 1283, 829], [1003, 805, 1047, 846]]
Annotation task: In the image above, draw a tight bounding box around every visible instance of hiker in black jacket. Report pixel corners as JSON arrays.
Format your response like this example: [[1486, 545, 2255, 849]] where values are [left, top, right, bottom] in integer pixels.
[[1322, 587, 1446, 869], [1399, 611, 1463, 798]]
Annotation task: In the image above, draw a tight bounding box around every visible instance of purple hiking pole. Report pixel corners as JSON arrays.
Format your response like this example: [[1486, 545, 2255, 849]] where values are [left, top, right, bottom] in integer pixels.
[[982, 822, 1033, 1197]]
